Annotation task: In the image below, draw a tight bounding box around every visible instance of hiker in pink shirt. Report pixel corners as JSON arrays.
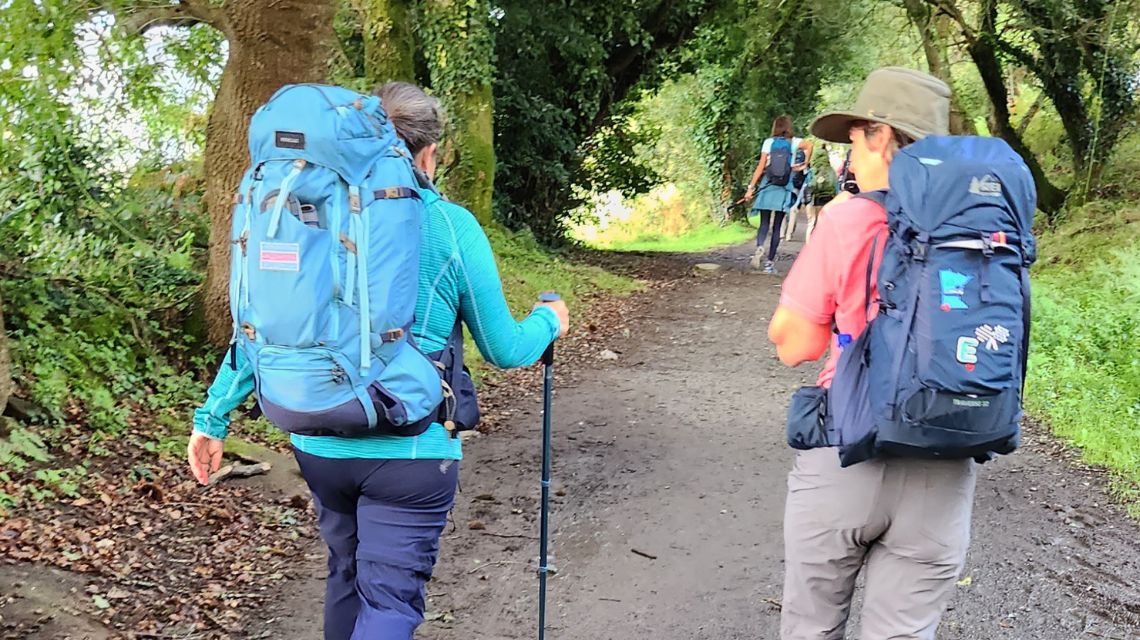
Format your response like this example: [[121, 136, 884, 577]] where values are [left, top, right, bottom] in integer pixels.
[[768, 67, 975, 640]]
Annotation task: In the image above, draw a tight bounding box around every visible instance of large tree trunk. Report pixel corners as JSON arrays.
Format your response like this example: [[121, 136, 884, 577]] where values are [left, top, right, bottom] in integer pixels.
[[903, 0, 975, 135], [201, 1, 337, 346], [438, 84, 494, 225], [0, 292, 10, 417], [969, 33, 1067, 215], [422, 0, 495, 226], [926, 0, 1067, 215], [363, 0, 416, 84]]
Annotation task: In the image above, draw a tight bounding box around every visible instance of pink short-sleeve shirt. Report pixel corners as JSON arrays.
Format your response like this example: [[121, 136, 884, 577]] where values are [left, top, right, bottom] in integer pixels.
[[779, 196, 888, 388]]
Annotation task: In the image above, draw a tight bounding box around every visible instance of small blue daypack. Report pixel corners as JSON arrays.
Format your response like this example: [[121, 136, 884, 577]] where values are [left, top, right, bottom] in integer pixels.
[[788, 136, 1037, 466], [228, 84, 444, 437], [791, 149, 808, 190], [766, 137, 793, 187]]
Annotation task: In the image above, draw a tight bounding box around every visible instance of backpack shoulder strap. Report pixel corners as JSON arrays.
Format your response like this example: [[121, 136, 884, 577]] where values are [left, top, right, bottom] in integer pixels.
[[854, 189, 887, 208], [854, 191, 889, 318], [862, 232, 886, 318]]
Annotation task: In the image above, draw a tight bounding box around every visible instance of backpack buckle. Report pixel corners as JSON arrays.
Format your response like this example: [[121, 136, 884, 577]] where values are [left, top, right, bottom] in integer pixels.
[[233, 230, 249, 255], [980, 233, 995, 257], [339, 232, 357, 254], [911, 243, 927, 261]]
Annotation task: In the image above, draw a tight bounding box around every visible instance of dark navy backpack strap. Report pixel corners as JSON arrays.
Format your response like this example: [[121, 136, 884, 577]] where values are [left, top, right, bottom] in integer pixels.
[[862, 235, 880, 316], [854, 189, 888, 208], [853, 190, 889, 318], [426, 316, 481, 437]]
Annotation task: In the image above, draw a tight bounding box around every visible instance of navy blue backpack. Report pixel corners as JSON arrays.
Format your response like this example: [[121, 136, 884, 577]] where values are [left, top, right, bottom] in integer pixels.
[[790, 136, 1037, 466], [766, 137, 794, 187]]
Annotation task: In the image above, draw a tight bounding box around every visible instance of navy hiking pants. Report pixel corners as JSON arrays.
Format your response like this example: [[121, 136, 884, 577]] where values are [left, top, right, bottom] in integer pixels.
[[294, 450, 459, 640], [755, 209, 787, 261]]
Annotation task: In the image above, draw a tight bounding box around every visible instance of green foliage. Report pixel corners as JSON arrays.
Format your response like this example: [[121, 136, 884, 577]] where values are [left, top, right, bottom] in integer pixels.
[[574, 0, 858, 245], [487, 225, 639, 316], [683, 0, 860, 215], [596, 221, 755, 253], [576, 111, 663, 207], [33, 465, 86, 499], [0, 428, 52, 472], [1027, 238, 1140, 508], [492, 0, 711, 242], [0, 112, 207, 432], [1, 2, 220, 436]]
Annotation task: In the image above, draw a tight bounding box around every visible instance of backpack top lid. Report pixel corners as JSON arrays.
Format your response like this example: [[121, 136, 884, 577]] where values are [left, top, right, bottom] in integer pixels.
[[248, 84, 402, 185], [887, 136, 1037, 261], [770, 136, 792, 150]]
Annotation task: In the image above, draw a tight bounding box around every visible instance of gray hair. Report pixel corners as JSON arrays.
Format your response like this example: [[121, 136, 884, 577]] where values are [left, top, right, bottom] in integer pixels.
[[372, 82, 444, 155]]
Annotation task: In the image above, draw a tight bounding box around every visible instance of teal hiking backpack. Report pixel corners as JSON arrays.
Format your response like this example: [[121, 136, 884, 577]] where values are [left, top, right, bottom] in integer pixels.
[[228, 84, 444, 437]]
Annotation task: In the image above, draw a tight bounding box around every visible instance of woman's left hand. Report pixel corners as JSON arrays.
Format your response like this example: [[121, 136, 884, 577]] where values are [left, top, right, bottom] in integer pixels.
[[188, 432, 225, 485]]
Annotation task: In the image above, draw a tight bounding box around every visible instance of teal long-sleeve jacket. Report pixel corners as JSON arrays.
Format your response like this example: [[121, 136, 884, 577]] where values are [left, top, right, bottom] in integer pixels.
[[192, 188, 560, 460]]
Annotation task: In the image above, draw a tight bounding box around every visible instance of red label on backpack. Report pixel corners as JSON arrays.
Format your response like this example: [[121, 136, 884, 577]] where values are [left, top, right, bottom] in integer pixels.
[[260, 242, 300, 272]]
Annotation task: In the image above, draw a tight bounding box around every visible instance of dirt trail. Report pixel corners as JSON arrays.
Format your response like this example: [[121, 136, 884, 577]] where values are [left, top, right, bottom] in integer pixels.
[[263, 235, 1140, 640]]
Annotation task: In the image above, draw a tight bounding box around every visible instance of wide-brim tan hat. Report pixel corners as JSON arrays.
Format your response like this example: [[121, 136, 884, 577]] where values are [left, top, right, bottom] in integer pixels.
[[811, 67, 951, 143]]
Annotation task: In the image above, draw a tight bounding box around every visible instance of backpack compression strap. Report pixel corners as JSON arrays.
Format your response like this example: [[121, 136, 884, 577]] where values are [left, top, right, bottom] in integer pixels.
[[855, 191, 889, 322]]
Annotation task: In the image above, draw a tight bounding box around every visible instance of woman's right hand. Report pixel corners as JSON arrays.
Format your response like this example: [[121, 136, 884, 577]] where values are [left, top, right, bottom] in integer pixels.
[[745, 185, 755, 200], [536, 299, 570, 337], [188, 432, 224, 486]]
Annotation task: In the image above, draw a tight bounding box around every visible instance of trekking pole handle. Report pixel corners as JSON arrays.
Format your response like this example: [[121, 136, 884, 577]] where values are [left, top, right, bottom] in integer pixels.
[[538, 292, 560, 366]]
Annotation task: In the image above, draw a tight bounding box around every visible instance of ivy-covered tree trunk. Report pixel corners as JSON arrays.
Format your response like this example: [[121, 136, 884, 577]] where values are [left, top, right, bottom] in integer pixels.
[[195, 0, 337, 345], [1007, 0, 1137, 200], [970, 35, 1068, 214], [421, 0, 496, 226], [363, 0, 416, 84], [925, 0, 1067, 215]]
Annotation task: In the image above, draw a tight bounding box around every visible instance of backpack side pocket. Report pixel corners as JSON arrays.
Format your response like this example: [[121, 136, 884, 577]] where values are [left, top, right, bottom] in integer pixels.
[[787, 386, 832, 450]]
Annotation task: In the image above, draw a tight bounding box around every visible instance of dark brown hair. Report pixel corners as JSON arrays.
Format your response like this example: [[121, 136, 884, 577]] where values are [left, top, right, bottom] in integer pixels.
[[771, 115, 794, 139], [860, 121, 915, 160]]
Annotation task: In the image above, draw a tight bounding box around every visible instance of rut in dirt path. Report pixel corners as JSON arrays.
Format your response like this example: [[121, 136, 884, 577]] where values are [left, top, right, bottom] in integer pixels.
[[260, 236, 1140, 640]]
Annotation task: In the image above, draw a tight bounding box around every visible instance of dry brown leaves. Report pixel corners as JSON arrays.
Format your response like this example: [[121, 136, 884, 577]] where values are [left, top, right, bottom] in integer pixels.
[[0, 249, 686, 639], [0, 425, 317, 639]]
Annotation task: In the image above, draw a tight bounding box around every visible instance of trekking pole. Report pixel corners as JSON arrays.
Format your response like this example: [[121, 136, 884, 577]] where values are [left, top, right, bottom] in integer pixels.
[[537, 291, 559, 640]]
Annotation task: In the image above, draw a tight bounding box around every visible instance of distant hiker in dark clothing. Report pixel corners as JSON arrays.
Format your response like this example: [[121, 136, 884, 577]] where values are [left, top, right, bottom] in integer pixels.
[[745, 115, 814, 273]]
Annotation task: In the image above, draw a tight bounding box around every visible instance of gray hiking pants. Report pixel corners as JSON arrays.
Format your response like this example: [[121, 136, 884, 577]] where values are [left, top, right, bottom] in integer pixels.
[[781, 448, 976, 640]]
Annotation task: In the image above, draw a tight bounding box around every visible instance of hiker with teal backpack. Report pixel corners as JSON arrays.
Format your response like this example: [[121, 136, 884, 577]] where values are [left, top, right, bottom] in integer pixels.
[[187, 82, 569, 640], [745, 115, 814, 273], [768, 67, 1036, 639]]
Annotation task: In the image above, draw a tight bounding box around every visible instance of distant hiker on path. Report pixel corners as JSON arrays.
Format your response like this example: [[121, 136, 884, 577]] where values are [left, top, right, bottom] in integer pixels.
[[768, 67, 986, 639], [187, 82, 569, 640], [782, 148, 814, 242], [745, 115, 813, 273]]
